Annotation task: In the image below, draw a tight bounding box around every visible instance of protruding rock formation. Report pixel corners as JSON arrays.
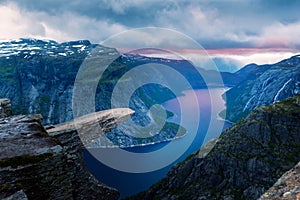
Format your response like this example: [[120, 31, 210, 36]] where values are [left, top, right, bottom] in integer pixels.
[[0, 99, 134, 200], [47, 108, 134, 147]]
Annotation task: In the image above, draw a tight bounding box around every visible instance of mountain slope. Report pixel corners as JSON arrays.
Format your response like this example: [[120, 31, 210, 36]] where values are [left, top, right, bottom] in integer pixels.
[[0, 39, 187, 147], [225, 55, 300, 122], [131, 95, 300, 200]]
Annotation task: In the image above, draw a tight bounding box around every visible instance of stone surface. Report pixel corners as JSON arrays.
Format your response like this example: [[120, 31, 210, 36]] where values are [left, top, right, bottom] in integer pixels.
[[0, 107, 134, 199], [0, 115, 73, 200], [0, 115, 59, 159], [47, 108, 134, 147], [2, 190, 28, 200], [259, 161, 300, 200], [131, 95, 300, 200], [0, 99, 12, 118]]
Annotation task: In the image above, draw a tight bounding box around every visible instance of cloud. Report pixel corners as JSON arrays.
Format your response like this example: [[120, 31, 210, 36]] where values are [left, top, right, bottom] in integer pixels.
[[0, 3, 46, 40], [0, 3, 127, 42], [1, 0, 300, 52], [255, 21, 300, 49], [212, 52, 298, 69]]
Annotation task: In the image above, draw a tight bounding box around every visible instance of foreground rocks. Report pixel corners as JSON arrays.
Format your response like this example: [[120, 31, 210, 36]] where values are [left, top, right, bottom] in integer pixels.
[[0, 102, 134, 200], [131, 95, 300, 200], [259, 161, 300, 200]]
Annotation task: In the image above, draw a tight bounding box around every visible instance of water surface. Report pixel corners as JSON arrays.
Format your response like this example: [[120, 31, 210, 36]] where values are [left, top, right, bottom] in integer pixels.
[[84, 88, 232, 198]]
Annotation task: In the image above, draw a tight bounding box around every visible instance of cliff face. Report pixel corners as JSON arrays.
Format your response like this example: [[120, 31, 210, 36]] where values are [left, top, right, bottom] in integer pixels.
[[0, 115, 75, 200], [0, 100, 134, 200], [132, 95, 300, 200], [225, 55, 300, 122], [0, 39, 112, 125]]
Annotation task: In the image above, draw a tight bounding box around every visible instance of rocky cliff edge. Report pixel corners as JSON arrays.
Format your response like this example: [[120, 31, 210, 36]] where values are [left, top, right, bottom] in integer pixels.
[[0, 99, 133, 200]]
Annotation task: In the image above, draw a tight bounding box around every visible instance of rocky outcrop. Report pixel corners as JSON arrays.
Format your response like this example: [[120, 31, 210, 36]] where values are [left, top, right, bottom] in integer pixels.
[[224, 55, 300, 122], [0, 100, 134, 199], [259, 161, 300, 200], [2, 190, 28, 200], [131, 95, 300, 200], [47, 108, 134, 147], [0, 99, 12, 117], [0, 115, 75, 199]]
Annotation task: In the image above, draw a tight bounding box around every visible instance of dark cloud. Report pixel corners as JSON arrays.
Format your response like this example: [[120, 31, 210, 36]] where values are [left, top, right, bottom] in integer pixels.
[[1, 0, 300, 50]]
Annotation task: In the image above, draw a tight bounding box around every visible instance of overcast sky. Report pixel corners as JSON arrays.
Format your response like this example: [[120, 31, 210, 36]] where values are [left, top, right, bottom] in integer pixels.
[[1, 0, 300, 70]]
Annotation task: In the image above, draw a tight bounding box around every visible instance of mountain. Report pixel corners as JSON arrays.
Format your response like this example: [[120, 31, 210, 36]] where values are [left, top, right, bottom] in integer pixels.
[[0, 39, 246, 125], [224, 55, 300, 122], [119, 53, 243, 88], [0, 38, 100, 124], [130, 95, 300, 200], [0, 38, 248, 148], [0, 39, 188, 147]]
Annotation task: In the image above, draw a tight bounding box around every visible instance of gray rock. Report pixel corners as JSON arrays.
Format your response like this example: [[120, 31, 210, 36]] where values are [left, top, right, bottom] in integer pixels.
[[0, 99, 12, 118], [2, 190, 28, 200], [0, 107, 134, 199]]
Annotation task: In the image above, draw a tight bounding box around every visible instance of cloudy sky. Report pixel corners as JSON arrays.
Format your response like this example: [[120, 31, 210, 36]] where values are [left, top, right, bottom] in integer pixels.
[[1, 0, 300, 71]]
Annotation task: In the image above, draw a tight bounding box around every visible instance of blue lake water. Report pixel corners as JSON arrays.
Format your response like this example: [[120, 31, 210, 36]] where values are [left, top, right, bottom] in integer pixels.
[[84, 88, 232, 198]]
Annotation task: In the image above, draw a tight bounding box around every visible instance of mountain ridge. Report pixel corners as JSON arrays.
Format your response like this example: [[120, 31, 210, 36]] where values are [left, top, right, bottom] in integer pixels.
[[130, 94, 300, 200], [0, 38, 187, 147], [224, 55, 300, 122]]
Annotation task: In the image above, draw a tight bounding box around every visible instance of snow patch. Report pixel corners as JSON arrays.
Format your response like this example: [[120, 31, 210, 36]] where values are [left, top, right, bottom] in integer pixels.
[[72, 45, 84, 48], [58, 52, 67, 56]]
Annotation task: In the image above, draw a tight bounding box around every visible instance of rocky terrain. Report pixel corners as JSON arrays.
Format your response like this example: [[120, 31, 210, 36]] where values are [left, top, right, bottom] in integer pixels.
[[224, 55, 300, 122], [131, 95, 300, 199], [0, 99, 11, 118], [0, 99, 133, 200], [259, 161, 300, 200]]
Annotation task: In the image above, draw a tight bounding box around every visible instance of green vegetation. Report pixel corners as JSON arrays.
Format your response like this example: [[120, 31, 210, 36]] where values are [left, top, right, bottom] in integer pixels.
[[258, 94, 300, 121], [0, 64, 17, 83], [0, 184, 11, 192]]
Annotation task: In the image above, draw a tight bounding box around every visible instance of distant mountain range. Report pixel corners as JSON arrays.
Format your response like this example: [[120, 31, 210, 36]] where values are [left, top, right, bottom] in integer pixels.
[[0, 38, 299, 147], [0, 39, 187, 147], [0, 38, 238, 124], [224, 55, 300, 122]]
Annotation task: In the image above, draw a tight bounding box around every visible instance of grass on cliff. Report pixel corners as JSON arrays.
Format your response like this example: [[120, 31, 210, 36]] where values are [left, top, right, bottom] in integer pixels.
[[261, 94, 300, 114]]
